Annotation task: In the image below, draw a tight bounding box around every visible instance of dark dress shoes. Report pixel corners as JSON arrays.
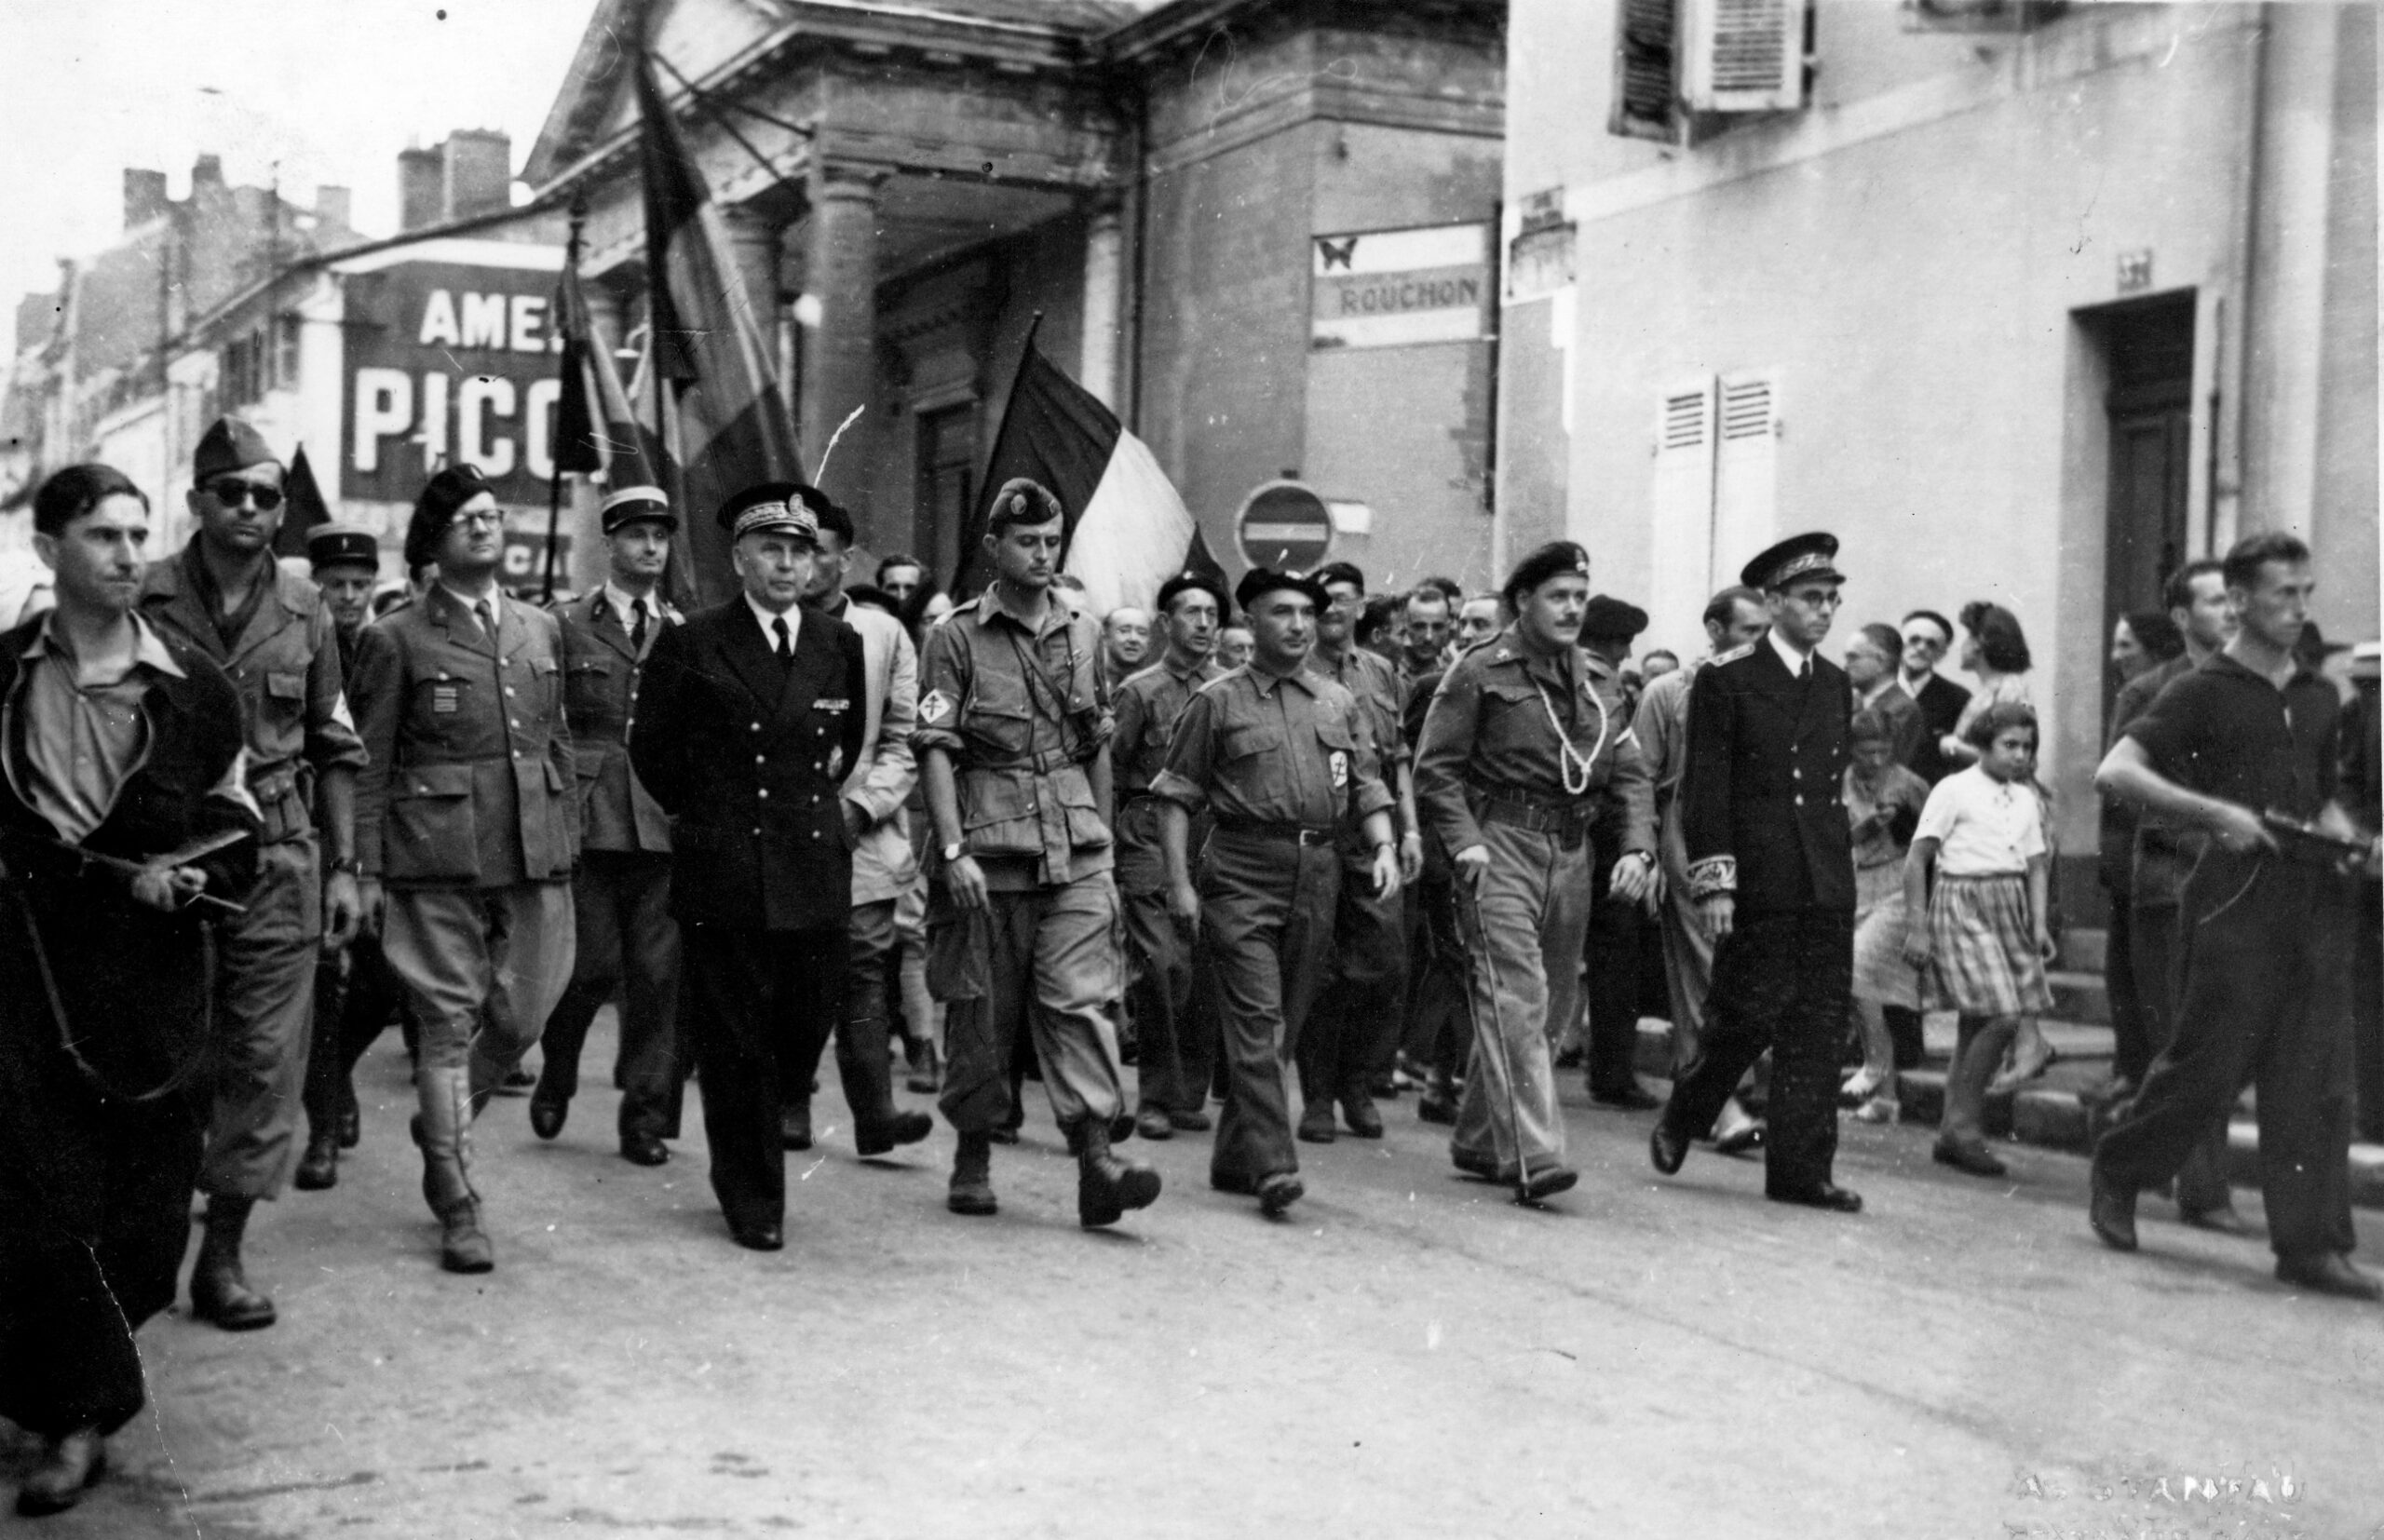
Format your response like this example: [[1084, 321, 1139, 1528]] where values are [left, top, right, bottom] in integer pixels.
[[1767, 1182, 1862, 1213], [1256, 1172, 1305, 1218], [293, 1132, 340, 1191], [1520, 1165, 1578, 1203], [1416, 1090, 1458, 1127], [1339, 1094, 1385, 1139], [1134, 1107, 1176, 1141], [1591, 1082, 1662, 1112], [728, 1219, 785, 1252], [1168, 1108, 1212, 1133], [1931, 1137, 2008, 1178], [779, 1103, 814, 1152], [855, 1109, 933, 1158], [1648, 1122, 1690, 1176], [2274, 1251, 2382, 1301], [2088, 1168, 2139, 1251], [620, 1132, 669, 1167], [529, 1098, 567, 1141], [1452, 1145, 1501, 1181], [15, 1428, 105, 1517], [2178, 1200, 2253, 1236], [1296, 1104, 1337, 1144]]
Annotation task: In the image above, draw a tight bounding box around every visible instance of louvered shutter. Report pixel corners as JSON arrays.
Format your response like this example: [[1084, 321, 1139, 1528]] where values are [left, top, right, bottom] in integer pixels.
[[1712, 370, 1780, 576], [1610, 0, 1682, 142], [1648, 376, 1719, 655], [1682, 0, 1808, 114]]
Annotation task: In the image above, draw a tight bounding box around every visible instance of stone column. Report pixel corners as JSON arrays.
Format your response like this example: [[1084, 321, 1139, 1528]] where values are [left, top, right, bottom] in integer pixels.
[[720, 203, 786, 391], [801, 162, 885, 532], [1080, 198, 1126, 411]]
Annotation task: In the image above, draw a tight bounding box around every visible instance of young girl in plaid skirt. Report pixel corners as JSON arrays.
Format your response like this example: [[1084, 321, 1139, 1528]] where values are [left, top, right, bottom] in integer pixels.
[[1901, 701, 2056, 1177]]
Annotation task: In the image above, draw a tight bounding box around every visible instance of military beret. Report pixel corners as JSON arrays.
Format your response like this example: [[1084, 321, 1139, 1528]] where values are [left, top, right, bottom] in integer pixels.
[[403, 462, 494, 572], [716, 480, 819, 545], [1235, 566, 1327, 613], [306, 521, 380, 572], [1156, 570, 1232, 621], [986, 478, 1065, 532], [600, 485, 675, 534], [194, 416, 277, 480], [1580, 593, 1649, 642], [1741, 531, 1843, 591], [1501, 541, 1592, 607]]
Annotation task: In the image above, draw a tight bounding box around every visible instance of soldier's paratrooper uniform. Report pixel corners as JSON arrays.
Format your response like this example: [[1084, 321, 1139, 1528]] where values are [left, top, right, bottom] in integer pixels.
[[1413, 546, 1653, 1198]]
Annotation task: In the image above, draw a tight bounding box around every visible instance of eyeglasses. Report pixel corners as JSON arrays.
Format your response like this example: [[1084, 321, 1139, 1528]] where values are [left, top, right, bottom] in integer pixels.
[[1902, 632, 1947, 653], [204, 478, 284, 511], [454, 510, 506, 530]]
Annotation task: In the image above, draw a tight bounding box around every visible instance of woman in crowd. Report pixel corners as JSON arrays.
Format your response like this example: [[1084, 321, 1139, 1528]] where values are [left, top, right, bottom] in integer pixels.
[[1901, 702, 2058, 1177], [1840, 709, 1932, 1123]]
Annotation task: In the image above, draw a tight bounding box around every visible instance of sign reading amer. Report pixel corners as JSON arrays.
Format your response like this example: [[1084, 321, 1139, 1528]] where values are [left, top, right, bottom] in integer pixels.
[[1310, 223, 1492, 350], [338, 246, 567, 506]]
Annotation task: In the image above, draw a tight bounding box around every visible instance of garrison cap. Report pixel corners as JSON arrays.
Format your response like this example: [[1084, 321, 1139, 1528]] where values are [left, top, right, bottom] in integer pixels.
[[306, 521, 380, 572], [1742, 531, 1843, 591], [194, 416, 278, 480], [1235, 566, 1328, 613], [1156, 570, 1232, 621], [600, 485, 675, 534], [1580, 593, 1649, 642], [716, 481, 819, 545]]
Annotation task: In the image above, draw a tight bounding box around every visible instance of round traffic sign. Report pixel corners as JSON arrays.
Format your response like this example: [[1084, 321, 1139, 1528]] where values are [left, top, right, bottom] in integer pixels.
[[1234, 480, 1333, 572]]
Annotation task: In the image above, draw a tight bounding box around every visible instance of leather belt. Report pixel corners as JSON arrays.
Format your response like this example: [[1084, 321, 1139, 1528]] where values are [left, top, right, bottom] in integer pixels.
[[1213, 817, 1335, 847], [1479, 787, 1595, 846]]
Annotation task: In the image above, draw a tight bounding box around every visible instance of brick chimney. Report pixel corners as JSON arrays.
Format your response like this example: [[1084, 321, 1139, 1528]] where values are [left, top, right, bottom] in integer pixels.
[[122, 169, 169, 229], [315, 184, 352, 231], [398, 146, 441, 232], [441, 129, 512, 220]]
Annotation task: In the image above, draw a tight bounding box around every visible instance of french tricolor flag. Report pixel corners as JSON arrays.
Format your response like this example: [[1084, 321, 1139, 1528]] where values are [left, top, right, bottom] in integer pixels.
[[963, 331, 1226, 613]]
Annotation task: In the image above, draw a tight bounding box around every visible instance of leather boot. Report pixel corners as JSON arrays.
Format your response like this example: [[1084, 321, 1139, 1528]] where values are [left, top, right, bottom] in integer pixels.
[[188, 1195, 276, 1331], [293, 1130, 340, 1191], [1076, 1117, 1161, 1229], [948, 1132, 996, 1216], [416, 1065, 494, 1274], [14, 1427, 105, 1516]]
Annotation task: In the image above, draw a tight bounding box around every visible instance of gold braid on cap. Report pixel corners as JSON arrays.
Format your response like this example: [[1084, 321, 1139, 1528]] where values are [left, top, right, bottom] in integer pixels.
[[731, 500, 792, 539]]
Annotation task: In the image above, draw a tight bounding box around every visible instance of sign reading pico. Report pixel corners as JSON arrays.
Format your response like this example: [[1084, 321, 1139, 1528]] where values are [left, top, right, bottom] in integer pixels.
[[340, 246, 568, 505]]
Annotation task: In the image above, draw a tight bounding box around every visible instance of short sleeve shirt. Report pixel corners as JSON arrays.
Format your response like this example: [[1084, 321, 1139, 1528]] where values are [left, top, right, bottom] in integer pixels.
[[2126, 651, 2339, 822], [1110, 655, 1224, 796], [1916, 764, 2046, 877], [1151, 666, 1392, 829]]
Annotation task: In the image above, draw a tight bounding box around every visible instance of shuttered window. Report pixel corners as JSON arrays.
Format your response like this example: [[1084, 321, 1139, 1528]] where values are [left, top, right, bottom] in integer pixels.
[[1648, 377, 1719, 646], [1713, 370, 1781, 572], [1610, 0, 1682, 142], [1684, 0, 1809, 113]]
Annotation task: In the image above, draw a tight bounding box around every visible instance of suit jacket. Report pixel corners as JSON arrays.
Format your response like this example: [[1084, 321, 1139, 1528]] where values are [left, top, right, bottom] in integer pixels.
[[823, 596, 919, 907], [554, 588, 678, 855], [1903, 671, 1971, 785], [351, 585, 578, 887], [630, 599, 868, 933], [1680, 639, 1856, 914]]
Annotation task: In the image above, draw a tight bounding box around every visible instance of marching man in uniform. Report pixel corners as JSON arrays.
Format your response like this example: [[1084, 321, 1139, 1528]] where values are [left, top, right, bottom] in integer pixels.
[[1413, 543, 1653, 1201], [1649, 533, 1863, 1214], [914, 479, 1160, 1228], [1153, 567, 1401, 1219]]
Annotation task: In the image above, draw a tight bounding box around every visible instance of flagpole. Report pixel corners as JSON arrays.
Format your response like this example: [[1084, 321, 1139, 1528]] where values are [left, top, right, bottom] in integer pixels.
[[959, 310, 1043, 601], [543, 194, 588, 604]]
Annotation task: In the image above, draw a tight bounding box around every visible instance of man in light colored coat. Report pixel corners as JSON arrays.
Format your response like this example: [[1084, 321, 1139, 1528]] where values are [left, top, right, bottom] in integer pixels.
[[780, 493, 933, 1157]]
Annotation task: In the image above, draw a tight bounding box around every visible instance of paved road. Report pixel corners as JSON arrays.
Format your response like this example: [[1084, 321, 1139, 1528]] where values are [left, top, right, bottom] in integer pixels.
[[11, 1019, 2380, 1540]]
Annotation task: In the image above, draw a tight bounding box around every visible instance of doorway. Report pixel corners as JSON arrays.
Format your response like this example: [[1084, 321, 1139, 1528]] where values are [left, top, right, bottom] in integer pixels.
[[2096, 294, 2196, 654], [915, 402, 977, 595]]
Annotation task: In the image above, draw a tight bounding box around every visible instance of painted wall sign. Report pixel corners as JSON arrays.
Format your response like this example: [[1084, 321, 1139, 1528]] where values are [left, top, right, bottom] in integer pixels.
[[2117, 249, 2154, 294], [1310, 223, 1493, 350], [340, 255, 568, 504]]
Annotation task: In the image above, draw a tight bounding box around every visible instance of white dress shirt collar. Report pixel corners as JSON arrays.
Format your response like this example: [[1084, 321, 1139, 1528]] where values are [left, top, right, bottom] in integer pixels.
[[746, 594, 800, 652], [1767, 627, 1813, 678]]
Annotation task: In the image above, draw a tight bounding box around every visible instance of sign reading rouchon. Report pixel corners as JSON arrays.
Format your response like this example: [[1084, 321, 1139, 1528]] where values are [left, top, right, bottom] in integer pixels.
[[1310, 223, 1493, 350], [340, 248, 567, 506], [1235, 480, 1334, 572]]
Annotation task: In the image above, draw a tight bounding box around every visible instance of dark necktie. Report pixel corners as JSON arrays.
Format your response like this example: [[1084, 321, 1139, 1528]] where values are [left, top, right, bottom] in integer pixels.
[[772, 615, 792, 667], [629, 601, 647, 650], [476, 600, 497, 642]]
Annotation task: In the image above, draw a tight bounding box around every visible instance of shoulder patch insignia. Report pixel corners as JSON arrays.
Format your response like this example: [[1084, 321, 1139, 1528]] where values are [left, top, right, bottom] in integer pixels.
[[919, 689, 954, 724]]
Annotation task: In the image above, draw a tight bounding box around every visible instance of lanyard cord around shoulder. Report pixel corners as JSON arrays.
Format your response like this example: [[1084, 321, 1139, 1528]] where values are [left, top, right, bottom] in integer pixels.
[[1004, 620, 1087, 763], [1532, 669, 1610, 797]]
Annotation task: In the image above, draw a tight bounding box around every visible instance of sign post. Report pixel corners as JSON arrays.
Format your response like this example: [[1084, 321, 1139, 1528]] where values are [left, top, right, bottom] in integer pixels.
[[1234, 480, 1334, 572]]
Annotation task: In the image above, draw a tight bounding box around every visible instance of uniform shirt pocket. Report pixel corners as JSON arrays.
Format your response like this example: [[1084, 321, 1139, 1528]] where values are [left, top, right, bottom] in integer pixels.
[[386, 761, 479, 882], [563, 656, 615, 723], [963, 676, 1034, 756]]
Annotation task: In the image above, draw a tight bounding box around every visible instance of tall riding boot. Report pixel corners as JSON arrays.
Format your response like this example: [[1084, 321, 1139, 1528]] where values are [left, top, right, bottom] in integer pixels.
[[415, 1065, 494, 1274], [188, 1195, 277, 1331], [1076, 1117, 1162, 1230], [947, 1131, 997, 1216], [841, 1013, 931, 1155]]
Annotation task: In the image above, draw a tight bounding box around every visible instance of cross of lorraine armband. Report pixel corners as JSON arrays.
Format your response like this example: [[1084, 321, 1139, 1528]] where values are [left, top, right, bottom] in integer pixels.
[[1686, 855, 1737, 902]]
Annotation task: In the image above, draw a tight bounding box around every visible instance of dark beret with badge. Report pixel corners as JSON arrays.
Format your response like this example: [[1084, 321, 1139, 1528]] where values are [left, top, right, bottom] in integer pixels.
[[306, 520, 380, 573], [1741, 531, 1843, 591], [716, 481, 820, 545], [601, 484, 675, 534], [1500, 541, 1592, 610], [1156, 570, 1232, 622], [193, 415, 278, 480], [1580, 594, 1649, 643], [1234, 566, 1328, 614]]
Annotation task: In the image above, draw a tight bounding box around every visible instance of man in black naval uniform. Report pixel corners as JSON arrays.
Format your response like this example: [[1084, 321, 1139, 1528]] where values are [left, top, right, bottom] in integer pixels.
[[1650, 532, 1862, 1213], [629, 484, 867, 1250]]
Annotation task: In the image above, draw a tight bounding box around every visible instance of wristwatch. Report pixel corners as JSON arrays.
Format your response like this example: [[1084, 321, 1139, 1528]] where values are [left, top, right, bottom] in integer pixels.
[[327, 856, 360, 875], [941, 842, 966, 863]]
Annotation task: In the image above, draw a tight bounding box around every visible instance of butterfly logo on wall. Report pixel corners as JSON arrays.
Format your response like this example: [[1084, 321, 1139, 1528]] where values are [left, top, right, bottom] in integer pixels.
[[1316, 236, 1358, 271]]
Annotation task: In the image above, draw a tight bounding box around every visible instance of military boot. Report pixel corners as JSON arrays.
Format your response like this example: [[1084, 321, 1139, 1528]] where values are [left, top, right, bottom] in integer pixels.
[[416, 1065, 494, 1274], [948, 1132, 997, 1216], [1076, 1117, 1162, 1229], [188, 1195, 277, 1331]]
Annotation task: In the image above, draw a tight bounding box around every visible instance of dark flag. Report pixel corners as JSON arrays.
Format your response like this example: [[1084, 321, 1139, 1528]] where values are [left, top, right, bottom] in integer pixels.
[[272, 445, 332, 560], [551, 251, 689, 604], [959, 329, 1224, 610], [635, 53, 803, 603]]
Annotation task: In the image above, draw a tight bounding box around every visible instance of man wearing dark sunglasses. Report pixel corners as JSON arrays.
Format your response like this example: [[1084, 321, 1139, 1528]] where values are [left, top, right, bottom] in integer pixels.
[[137, 417, 366, 1332]]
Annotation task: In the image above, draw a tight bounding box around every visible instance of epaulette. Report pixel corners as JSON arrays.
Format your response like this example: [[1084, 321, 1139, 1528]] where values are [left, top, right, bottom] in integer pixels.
[[1710, 642, 1757, 667]]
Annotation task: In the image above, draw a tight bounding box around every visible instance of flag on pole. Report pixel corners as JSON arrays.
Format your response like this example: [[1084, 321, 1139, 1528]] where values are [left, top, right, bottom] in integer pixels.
[[961, 331, 1224, 614], [271, 445, 332, 560], [553, 253, 689, 605], [635, 53, 802, 604]]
